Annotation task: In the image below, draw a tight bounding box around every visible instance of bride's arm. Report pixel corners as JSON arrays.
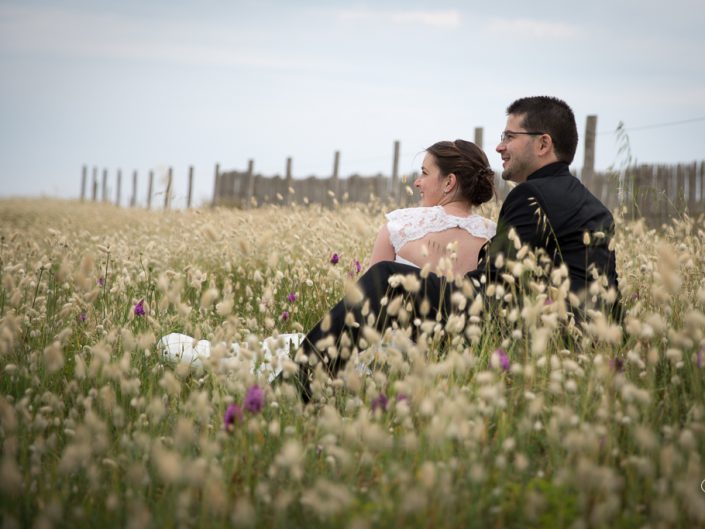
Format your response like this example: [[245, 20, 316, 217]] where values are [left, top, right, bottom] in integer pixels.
[[369, 224, 395, 266]]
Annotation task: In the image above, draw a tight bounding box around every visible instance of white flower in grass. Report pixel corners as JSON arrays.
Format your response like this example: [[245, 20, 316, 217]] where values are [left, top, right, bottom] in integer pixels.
[[300, 479, 353, 519], [151, 445, 181, 485], [43, 341, 64, 373], [231, 497, 255, 528]]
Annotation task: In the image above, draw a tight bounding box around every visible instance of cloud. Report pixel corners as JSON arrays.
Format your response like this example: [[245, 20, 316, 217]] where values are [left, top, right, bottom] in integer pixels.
[[337, 8, 461, 29], [0, 4, 333, 72], [486, 17, 581, 39]]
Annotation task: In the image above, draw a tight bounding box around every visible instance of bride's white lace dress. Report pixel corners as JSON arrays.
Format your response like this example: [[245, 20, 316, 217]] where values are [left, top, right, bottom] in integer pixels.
[[385, 206, 496, 267]]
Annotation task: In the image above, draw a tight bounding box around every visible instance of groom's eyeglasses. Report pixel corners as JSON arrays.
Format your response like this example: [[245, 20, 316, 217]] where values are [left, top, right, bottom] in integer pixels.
[[500, 130, 546, 144]]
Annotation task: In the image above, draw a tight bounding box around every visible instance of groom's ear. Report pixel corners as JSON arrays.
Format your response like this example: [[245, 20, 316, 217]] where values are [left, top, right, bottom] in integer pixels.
[[536, 134, 554, 157]]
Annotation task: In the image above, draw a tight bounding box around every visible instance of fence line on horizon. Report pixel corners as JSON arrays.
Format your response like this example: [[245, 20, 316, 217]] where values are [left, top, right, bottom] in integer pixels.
[[583, 161, 705, 225], [79, 117, 705, 225]]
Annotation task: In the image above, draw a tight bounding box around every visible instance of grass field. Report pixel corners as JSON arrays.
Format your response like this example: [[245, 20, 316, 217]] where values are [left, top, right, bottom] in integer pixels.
[[1, 198, 704, 528]]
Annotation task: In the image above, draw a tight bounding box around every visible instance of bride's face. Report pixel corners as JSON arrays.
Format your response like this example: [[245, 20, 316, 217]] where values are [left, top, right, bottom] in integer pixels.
[[415, 153, 447, 207]]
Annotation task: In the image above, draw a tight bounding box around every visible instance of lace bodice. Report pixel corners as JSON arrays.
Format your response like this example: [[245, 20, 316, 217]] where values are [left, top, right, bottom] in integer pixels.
[[385, 206, 496, 253]]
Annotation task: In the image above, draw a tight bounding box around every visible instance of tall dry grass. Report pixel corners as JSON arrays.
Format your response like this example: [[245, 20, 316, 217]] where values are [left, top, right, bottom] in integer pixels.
[[1, 198, 704, 529]]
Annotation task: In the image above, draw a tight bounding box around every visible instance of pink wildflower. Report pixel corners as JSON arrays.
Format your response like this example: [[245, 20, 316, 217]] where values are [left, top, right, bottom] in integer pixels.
[[243, 385, 265, 414], [494, 348, 510, 371], [371, 393, 388, 412], [224, 403, 243, 431]]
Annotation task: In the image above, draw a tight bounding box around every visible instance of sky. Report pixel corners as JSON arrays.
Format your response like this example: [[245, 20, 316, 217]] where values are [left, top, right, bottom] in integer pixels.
[[1, 0, 704, 208]]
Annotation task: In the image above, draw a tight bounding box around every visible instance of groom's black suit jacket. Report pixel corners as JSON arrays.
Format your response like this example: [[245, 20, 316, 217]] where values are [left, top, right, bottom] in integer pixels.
[[468, 161, 619, 300]]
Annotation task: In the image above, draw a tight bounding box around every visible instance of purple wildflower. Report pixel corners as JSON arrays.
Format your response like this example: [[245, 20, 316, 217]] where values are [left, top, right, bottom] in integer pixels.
[[371, 393, 388, 413], [97, 277, 105, 287], [494, 348, 510, 372], [224, 403, 243, 431], [243, 385, 265, 414], [348, 259, 362, 278], [134, 299, 145, 317], [330, 253, 340, 265], [78, 312, 87, 322], [281, 310, 290, 321], [287, 292, 297, 303], [395, 393, 410, 404]]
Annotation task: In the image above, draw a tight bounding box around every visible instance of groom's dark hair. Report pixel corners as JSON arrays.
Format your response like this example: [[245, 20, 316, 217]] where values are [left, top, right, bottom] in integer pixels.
[[507, 96, 578, 164]]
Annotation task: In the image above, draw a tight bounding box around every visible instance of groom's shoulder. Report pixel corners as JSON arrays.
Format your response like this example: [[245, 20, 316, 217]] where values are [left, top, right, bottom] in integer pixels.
[[501, 170, 585, 217], [522, 169, 583, 200], [503, 179, 543, 206]]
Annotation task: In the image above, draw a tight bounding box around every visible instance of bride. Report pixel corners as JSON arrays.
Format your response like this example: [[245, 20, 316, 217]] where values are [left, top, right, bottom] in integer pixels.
[[159, 139, 496, 383], [371, 139, 495, 274]]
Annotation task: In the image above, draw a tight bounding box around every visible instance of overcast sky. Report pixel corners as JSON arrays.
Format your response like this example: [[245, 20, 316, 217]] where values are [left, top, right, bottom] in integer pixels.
[[1, 0, 704, 207]]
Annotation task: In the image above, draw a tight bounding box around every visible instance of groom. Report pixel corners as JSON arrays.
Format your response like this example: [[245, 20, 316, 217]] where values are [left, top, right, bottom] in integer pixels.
[[474, 96, 619, 304], [297, 96, 620, 402]]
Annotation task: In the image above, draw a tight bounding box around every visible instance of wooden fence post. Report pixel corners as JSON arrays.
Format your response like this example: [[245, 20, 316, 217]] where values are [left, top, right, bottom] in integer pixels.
[[667, 165, 676, 217], [285, 157, 293, 205], [331, 150, 340, 206], [671, 165, 679, 218], [212, 163, 220, 207], [645, 165, 653, 221], [391, 140, 400, 201], [101, 169, 108, 202], [231, 172, 238, 202], [474, 127, 484, 150], [675, 164, 685, 214], [375, 174, 386, 202], [629, 166, 640, 220], [147, 170, 154, 209], [583, 115, 597, 183], [164, 167, 173, 209], [187, 165, 194, 208], [80, 165, 87, 201], [620, 167, 629, 211], [116, 169, 122, 206], [92, 167, 98, 201], [245, 159, 255, 208], [659, 166, 669, 226], [648, 164, 658, 223], [687, 161, 697, 213], [130, 170, 137, 207]]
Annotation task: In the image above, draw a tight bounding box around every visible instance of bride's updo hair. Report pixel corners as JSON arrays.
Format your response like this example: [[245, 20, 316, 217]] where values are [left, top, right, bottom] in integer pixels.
[[426, 139, 495, 206]]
